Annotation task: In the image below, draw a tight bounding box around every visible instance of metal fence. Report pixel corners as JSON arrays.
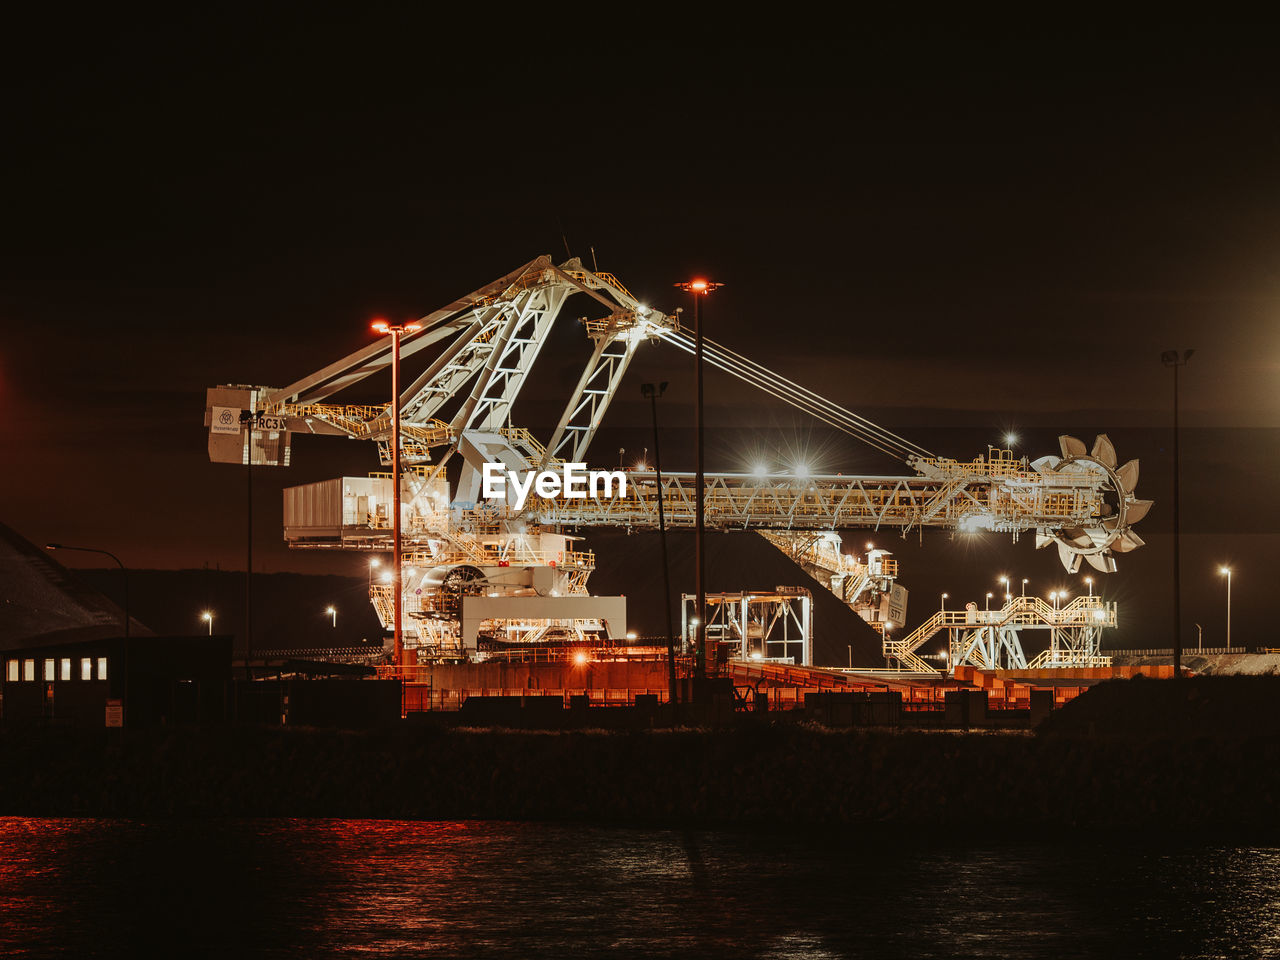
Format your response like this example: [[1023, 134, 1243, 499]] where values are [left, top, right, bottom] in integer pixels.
[[1104, 647, 1271, 657]]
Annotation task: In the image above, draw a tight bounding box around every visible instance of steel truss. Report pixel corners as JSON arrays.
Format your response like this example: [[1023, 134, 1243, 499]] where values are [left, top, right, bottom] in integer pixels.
[[206, 255, 1147, 660], [681, 589, 813, 666], [886, 595, 1117, 673]]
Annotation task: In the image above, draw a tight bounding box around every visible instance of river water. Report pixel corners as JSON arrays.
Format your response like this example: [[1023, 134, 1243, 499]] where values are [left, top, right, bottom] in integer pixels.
[[1, 818, 1277, 958]]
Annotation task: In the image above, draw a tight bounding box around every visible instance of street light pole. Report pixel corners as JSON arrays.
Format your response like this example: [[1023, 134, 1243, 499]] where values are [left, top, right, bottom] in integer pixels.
[[1219, 566, 1232, 652], [45, 543, 129, 638], [202, 611, 213, 635], [1162, 349, 1194, 677], [641, 381, 678, 705], [372, 318, 422, 674], [675, 278, 722, 681], [326, 606, 337, 629]]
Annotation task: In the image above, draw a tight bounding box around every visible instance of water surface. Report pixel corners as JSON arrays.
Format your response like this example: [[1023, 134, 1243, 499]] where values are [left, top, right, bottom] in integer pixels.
[[2, 818, 1277, 958]]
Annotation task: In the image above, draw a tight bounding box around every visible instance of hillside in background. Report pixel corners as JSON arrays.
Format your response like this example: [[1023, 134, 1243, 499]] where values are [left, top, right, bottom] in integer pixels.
[[75, 531, 886, 667], [77, 569, 384, 655]]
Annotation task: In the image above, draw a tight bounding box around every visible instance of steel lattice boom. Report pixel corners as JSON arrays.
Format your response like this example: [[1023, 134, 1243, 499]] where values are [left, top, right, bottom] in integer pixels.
[[204, 256, 1149, 660]]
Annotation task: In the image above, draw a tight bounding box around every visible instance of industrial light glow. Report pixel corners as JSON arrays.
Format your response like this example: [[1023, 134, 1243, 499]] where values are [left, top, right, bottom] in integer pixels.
[[574, 651, 588, 665], [752, 462, 768, 479], [793, 462, 810, 479], [676, 277, 721, 295], [372, 319, 420, 334]]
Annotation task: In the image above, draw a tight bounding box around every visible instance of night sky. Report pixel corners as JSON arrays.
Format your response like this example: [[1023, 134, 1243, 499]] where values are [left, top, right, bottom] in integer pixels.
[[3, 15, 1277, 649]]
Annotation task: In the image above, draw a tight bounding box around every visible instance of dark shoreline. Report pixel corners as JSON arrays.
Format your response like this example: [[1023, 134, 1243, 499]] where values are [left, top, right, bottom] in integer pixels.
[[3, 677, 1276, 829], [3, 724, 1277, 833]]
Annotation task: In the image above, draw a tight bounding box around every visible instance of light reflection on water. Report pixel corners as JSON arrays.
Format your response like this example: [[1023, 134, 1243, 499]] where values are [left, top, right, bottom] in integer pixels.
[[1, 817, 1278, 958]]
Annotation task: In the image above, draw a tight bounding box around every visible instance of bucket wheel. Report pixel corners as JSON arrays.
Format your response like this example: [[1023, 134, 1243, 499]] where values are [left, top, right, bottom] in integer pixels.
[[1032, 434, 1152, 574]]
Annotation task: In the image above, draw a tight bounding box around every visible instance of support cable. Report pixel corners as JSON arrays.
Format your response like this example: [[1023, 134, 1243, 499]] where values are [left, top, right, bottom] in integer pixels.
[[655, 328, 933, 462]]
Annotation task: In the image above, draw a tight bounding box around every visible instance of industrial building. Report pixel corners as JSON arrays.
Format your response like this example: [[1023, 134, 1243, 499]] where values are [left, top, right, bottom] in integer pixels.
[[0, 523, 230, 727]]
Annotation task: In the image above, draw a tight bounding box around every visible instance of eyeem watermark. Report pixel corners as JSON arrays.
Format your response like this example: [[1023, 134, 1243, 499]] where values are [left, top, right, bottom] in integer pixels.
[[482, 462, 627, 510]]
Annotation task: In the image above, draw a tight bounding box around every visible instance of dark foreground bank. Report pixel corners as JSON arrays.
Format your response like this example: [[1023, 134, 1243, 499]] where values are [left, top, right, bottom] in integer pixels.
[[2, 676, 1278, 830]]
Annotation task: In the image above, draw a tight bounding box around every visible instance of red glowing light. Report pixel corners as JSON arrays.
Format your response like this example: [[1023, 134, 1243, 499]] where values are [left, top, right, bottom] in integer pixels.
[[405, 322, 422, 332], [675, 278, 721, 294], [371, 319, 389, 333], [574, 651, 588, 665]]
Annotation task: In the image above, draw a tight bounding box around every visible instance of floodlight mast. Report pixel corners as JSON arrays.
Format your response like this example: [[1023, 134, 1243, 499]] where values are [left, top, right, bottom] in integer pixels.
[[372, 318, 422, 669], [675, 277, 723, 678]]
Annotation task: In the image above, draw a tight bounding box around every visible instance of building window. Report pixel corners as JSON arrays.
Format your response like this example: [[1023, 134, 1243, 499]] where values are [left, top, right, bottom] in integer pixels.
[[43, 659, 55, 682], [60, 659, 71, 681], [81, 658, 93, 681], [23, 659, 35, 682], [5, 660, 17, 682], [97, 657, 108, 680]]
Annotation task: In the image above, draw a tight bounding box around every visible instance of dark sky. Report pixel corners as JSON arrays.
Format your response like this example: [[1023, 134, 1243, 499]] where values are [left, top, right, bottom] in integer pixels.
[[2, 14, 1277, 649]]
